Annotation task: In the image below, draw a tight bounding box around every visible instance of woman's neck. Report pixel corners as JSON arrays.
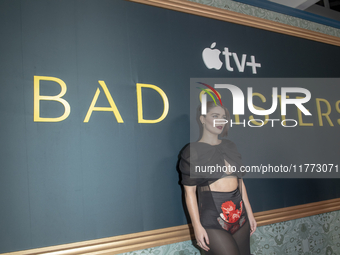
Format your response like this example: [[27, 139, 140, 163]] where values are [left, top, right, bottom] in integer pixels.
[[199, 133, 221, 145]]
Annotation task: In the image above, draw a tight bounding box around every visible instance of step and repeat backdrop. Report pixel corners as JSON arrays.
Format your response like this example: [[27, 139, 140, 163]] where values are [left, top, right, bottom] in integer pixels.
[[1, 0, 340, 253]]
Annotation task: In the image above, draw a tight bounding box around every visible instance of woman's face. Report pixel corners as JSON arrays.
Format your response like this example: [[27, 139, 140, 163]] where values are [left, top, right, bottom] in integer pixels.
[[201, 106, 227, 136]]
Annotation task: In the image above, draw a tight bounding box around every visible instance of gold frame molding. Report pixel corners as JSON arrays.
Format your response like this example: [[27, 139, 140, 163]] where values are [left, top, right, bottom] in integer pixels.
[[128, 0, 340, 47], [3, 2, 340, 254], [3, 198, 340, 255]]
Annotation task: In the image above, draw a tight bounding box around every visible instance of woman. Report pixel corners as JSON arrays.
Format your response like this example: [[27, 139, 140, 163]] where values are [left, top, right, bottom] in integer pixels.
[[179, 101, 256, 255]]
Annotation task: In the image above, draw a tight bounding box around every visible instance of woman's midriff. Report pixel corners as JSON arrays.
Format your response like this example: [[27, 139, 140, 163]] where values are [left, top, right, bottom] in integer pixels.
[[209, 176, 238, 192], [209, 159, 238, 192]]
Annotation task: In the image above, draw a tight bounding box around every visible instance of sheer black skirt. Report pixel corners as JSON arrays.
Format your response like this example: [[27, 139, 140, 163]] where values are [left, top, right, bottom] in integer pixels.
[[200, 188, 251, 255]]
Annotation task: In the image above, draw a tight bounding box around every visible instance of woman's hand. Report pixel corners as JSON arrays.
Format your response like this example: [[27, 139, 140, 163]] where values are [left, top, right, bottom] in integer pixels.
[[183, 186, 210, 251], [248, 214, 257, 236], [240, 180, 257, 236], [194, 224, 210, 252]]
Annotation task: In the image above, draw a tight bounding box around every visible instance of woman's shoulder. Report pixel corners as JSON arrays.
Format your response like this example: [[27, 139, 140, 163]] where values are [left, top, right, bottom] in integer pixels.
[[180, 139, 240, 158], [181, 139, 237, 151], [216, 139, 237, 150], [180, 142, 204, 160], [192, 139, 234, 147], [180, 141, 217, 161]]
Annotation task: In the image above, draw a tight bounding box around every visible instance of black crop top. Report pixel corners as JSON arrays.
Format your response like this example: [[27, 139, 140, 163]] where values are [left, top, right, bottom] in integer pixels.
[[179, 139, 245, 187]]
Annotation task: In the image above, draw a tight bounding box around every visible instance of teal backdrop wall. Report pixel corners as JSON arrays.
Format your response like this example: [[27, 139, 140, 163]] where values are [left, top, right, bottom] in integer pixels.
[[0, 0, 340, 253]]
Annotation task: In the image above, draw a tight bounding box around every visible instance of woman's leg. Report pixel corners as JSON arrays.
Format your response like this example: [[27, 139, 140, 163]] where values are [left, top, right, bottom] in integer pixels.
[[204, 228, 240, 255], [232, 220, 251, 255]]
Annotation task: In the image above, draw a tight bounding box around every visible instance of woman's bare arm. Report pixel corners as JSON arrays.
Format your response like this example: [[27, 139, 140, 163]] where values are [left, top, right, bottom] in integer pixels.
[[241, 180, 257, 235], [183, 185, 210, 251]]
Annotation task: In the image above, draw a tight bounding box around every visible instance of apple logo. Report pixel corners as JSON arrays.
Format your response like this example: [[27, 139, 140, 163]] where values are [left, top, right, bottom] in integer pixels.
[[202, 42, 223, 70]]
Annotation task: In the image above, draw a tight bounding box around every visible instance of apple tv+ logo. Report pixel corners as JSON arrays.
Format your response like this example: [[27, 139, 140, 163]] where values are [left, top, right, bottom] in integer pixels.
[[202, 42, 261, 74]]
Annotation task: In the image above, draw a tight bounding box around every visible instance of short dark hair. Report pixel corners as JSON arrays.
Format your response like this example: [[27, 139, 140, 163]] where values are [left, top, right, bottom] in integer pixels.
[[196, 101, 231, 137]]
